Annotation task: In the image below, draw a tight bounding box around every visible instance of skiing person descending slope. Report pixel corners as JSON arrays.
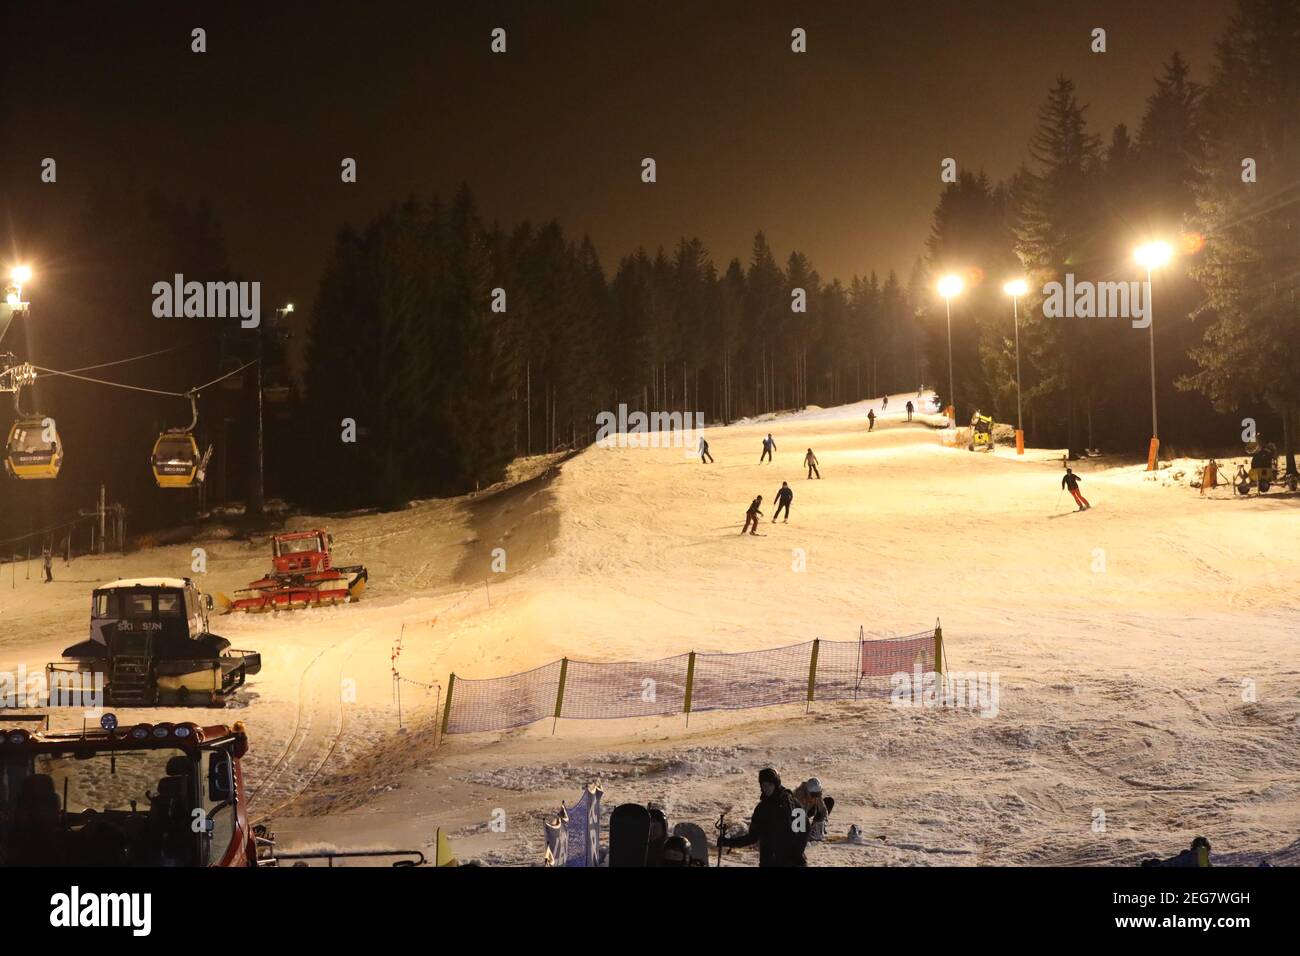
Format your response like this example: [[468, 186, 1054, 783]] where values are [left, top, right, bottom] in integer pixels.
[[905, 400, 914, 421], [741, 495, 763, 535], [773, 482, 793, 522], [698, 435, 713, 464], [804, 448, 820, 479], [718, 768, 808, 867], [867, 408, 876, 431], [760, 433, 776, 462], [1062, 467, 1090, 511]]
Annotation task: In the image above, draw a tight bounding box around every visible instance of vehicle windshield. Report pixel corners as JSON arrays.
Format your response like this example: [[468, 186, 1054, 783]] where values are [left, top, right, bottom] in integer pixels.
[[8, 424, 55, 453], [153, 437, 195, 464], [0, 747, 201, 866], [92, 589, 186, 619], [278, 536, 323, 555]]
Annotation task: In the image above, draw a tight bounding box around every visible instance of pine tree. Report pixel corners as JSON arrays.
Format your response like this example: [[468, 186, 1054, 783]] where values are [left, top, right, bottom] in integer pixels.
[[1184, 0, 1300, 471]]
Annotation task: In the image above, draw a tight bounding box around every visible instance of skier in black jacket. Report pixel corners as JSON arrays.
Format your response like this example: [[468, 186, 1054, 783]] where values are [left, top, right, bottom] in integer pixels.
[[773, 482, 793, 522], [717, 768, 808, 867], [1062, 467, 1090, 511]]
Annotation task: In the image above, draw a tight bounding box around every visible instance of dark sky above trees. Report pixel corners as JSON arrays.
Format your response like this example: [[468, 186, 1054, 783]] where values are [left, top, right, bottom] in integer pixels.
[[1, 1, 1229, 304]]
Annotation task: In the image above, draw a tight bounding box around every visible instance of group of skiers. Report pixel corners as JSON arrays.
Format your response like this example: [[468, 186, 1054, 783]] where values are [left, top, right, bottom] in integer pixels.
[[622, 767, 834, 867], [737, 436, 821, 534], [716, 767, 834, 867], [865, 398, 916, 432]]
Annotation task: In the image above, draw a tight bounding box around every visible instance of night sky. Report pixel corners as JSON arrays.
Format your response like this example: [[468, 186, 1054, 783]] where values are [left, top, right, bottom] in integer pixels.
[[3, 0, 1228, 315]]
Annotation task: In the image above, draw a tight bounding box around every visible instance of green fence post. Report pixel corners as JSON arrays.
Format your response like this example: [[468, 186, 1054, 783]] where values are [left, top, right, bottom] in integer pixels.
[[806, 639, 820, 713], [552, 658, 569, 735], [440, 674, 456, 738], [683, 651, 696, 727]]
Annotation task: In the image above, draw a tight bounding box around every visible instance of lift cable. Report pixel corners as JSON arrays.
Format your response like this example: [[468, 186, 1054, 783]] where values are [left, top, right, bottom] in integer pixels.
[[29, 357, 258, 401], [60, 344, 189, 375]]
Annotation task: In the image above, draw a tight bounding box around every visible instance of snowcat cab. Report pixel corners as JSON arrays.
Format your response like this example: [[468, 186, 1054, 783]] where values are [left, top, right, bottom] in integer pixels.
[[5, 416, 63, 480], [222, 529, 368, 613], [0, 715, 255, 867], [968, 412, 994, 452], [49, 578, 261, 706]]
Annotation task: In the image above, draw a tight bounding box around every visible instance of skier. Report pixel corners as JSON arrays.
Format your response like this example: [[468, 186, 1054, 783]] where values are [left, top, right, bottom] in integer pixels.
[[772, 482, 793, 522], [881, 395, 888, 411], [905, 400, 914, 422], [717, 768, 808, 867], [760, 433, 776, 462], [793, 778, 834, 842], [867, 408, 876, 431], [741, 495, 763, 535], [1062, 467, 1090, 511], [804, 448, 820, 479], [698, 435, 713, 464], [41, 547, 53, 584]]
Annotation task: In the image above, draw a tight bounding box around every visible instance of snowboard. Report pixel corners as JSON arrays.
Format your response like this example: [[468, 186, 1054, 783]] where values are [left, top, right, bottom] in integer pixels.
[[672, 822, 710, 866], [608, 803, 651, 867]]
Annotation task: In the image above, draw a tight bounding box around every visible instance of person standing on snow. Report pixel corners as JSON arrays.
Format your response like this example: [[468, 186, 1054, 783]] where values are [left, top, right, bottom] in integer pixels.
[[1062, 467, 1090, 511], [881, 396, 888, 411], [698, 436, 713, 464], [804, 448, 820, 479], [717, 767, 808, 867], [41, 547, 53, 584], [773, 482, 793, 522], [793, 778, 834, 842], [867, 408, 876, 431], [760, 433, 776, 462], [741, 495, 763, 535], [905, 400, 914, 422]]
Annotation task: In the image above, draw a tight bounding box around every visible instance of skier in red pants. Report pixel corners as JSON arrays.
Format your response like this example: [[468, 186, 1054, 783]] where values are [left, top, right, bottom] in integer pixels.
[[1062, 468, 1090, 511]]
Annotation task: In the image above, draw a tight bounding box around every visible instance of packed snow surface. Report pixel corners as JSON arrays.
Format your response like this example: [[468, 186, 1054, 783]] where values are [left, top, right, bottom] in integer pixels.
[[3, 391, 1297, 866]]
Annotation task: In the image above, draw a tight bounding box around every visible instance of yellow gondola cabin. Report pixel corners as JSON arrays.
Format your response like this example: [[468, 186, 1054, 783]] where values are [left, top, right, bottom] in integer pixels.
[[5, 416, 63, 479], [150, 432, 202, 488]]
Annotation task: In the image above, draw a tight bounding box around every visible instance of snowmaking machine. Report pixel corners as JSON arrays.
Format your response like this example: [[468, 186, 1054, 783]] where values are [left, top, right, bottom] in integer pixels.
[[0, 714, 429, 867], [221, 529, 368, 613], [47, 578, 261, 707], [1234, 441, 1299, 496], [968, 411, 995, 452]]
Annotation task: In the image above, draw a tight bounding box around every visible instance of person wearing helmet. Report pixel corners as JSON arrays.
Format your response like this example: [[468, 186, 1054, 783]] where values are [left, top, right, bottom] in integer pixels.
[[793, 778, 834, 841], [717, 767, 808, 866], [661, 835, 692, 867]]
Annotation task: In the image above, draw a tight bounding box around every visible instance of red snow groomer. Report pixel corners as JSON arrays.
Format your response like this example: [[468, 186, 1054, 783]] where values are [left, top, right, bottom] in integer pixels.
[[222, 529, 368, 613], [0, 714, 427, 867], [0, 714, 259, 867]]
